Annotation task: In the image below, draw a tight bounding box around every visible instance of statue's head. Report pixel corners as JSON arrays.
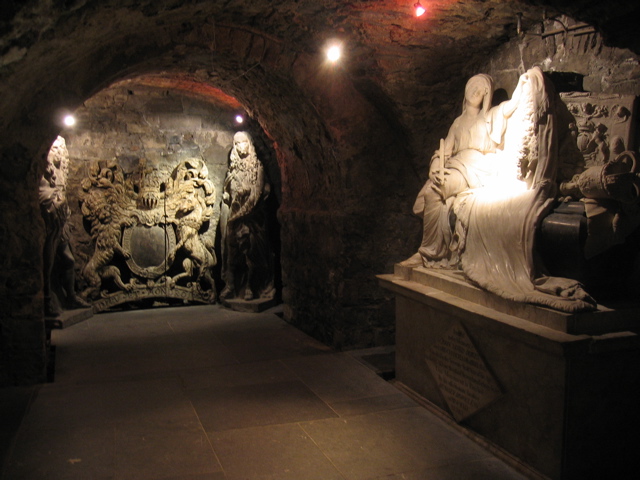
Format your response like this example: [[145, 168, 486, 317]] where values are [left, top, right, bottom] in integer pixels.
[[233, 131, 253, 157], [46, 136, 69, 181], [463, 74, 493, 115]]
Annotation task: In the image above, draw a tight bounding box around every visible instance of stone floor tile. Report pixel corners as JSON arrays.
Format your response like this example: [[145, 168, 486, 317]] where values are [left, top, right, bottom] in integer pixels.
[[209, 423, 344, 480], [101, 346, 238, 380], [300, 407, 491, 480], [3, 425, 116, 480], [103, 381, 199, 428], [0, 386, 36, 476], [180, 359, 297, 391], [115, 424, 222, 480], [190, 380, 337, 432], [212, 315, 331, 363], [282, 353, 401, 404], [19, 383, 117, 430], [423, 457, 530, 479], [365, 457, 529, 480], [53, 329, 239, 384], [329, 393, 418, 417], [21, 377, 200, 431], [154, 474, 227, 480]]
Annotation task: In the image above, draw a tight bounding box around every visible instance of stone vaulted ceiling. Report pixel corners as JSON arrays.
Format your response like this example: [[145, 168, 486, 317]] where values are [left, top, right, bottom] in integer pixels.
[[2, 1, 640, 146], [1, 0, 640, 241]]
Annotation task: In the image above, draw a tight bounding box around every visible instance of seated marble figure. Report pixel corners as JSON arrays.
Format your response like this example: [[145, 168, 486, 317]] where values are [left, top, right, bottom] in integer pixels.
[[404, 66, 599, 313]]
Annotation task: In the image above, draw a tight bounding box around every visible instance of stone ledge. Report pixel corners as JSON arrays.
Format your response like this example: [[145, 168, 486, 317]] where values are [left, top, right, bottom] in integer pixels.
[[45, 308, 93, 330], [386, 265, 640, 335]]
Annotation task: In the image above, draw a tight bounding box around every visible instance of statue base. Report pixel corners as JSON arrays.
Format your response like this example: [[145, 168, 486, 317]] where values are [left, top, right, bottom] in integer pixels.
[[45, 308, 94, 382], [378, 266, 640, 480], [221, 297, 278, 313], [45, 307, 93, 331]]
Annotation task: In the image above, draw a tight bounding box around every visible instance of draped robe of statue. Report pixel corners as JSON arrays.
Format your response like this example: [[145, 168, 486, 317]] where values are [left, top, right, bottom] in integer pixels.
[[411, 67, 596, 313]]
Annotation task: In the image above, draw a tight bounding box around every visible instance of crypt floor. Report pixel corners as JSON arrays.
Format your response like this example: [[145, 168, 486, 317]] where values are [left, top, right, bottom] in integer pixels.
[[1, 305, 529, 480]]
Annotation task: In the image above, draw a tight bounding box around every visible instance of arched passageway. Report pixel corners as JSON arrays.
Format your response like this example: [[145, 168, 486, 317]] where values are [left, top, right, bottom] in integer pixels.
[[1, 5, 418, 385], [50, 75, 283, 313], [2, 0, 640, 386]]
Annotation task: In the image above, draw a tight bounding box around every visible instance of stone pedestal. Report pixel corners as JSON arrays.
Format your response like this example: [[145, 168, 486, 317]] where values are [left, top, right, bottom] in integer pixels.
[[45, 308, 93, 331], [378, 266, 640, 480], [45, 308, 93, 382], [221, 297, 279, 313]]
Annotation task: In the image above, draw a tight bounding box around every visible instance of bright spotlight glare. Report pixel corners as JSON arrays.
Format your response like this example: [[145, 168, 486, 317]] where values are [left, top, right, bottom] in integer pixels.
[[63, 114, 76, 127], [235, 115, 244, 124], [326, 45, 342, 63], [414, 2, 426, 17], [476, 177, 528, 203]]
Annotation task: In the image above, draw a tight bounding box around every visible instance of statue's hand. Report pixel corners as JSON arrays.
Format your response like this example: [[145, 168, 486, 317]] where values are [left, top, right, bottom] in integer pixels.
[[429, 167, 442, 184], [428, 156, 441, 181], [429, 168, 449, 200]]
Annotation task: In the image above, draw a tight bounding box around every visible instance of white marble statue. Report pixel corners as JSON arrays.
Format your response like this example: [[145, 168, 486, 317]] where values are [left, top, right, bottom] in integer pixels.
[[406, 67, 597, 312]]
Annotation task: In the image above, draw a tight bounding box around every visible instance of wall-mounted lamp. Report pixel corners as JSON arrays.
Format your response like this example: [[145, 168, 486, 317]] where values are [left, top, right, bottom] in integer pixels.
[[63, 114, 76, 127], [326, 44, 342, 63], [414, 2, 426, 17]]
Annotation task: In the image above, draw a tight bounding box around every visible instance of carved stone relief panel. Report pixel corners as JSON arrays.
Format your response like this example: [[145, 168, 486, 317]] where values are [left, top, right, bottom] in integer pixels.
[[561, 92, 637, 168], [558, 92, 640, 259], [78, 156, 217, 311]]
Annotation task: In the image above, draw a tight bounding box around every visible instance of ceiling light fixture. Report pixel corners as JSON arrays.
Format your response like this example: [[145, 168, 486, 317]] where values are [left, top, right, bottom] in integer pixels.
[[414, 1, 426, 17]]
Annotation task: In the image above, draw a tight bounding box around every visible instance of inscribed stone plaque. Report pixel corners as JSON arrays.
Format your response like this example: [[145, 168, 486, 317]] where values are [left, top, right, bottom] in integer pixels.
[[425, 322, 501, 422]]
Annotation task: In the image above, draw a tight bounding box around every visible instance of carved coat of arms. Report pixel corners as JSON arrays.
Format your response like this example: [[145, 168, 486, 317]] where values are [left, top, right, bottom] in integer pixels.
[[78, 156, 217, 311]]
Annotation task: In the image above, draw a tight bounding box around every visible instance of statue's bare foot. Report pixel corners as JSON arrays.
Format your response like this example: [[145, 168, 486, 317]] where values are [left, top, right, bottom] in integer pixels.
[[68, 295, 91, 309], [220, 286, 232, 301], [399, 252, 422, 267]]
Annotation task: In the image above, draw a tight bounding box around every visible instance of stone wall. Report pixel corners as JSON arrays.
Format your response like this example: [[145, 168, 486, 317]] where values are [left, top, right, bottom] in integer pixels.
[[482, 16, 640, 102], [0, 169, 47, 385]]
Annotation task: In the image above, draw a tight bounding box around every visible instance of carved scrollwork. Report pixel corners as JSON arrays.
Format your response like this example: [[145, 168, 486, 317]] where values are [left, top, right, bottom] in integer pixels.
[[557, 92, 640, 260]]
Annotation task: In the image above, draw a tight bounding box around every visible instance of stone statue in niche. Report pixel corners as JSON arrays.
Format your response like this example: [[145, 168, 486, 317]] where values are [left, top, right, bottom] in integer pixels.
[[220, 131, 275, 307], [78, 155, 217, 311], [404, 67, 599, 312], [39, 136, 89, 317]]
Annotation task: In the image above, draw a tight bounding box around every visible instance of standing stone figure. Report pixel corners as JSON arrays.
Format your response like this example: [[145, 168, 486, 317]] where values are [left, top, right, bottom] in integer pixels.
[[39, 136, 88, 316], [220, 132, 275, 304]]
